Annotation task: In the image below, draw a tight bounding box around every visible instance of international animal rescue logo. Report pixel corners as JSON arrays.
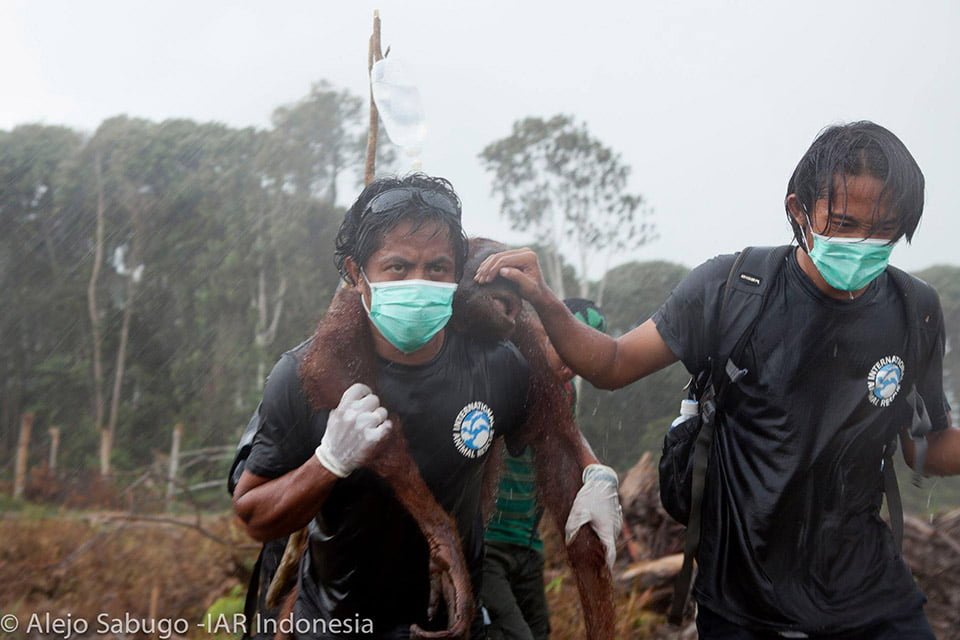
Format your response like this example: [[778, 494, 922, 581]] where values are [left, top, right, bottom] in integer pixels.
[[452, 401, 495, 458], [867, 355, 905, 408]]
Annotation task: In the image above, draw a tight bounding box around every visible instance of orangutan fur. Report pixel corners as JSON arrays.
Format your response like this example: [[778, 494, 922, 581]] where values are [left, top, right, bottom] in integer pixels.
[[268, 238, 615, 640], [293, 284, 473, 640], [456, 239, 616, 640]]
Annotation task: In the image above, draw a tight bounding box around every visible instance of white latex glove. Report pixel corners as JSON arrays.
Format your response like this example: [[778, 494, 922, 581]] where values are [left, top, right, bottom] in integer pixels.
[[564, 464, 623, 570], [315, 383, 393, 478]]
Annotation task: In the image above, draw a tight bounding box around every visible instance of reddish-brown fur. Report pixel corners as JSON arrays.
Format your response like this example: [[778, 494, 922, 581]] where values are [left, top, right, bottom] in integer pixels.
[[453, 238, 616, 637], [509, 314, 616, 639], [298, 286, 473, 639]]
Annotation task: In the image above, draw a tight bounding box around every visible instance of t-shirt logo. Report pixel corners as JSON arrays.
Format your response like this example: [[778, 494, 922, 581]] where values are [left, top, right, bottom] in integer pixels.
[[867, 355, 905, 408], [452, 401, 495, 458]]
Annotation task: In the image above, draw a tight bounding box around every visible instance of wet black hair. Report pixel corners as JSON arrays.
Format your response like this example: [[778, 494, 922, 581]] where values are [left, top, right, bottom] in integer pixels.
[[785, 121, 925, 247], [334, 173, 469, 285]]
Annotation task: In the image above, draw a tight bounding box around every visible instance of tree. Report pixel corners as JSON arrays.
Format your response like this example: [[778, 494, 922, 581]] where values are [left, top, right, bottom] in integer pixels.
[[915, 266, 960, 413], [81, 116, 166, 475], [266, 80, 395, 204], [0, 80, 395, 484], [248, 82, 395, 384], [575, 260, 690, 470], [0, 124, 86, 464], [479, 115, 655, 301]]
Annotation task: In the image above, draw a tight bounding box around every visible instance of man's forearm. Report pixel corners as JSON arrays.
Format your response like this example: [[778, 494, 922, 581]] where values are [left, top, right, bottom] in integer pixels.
[[923, 414, 960, 476], [535, 294, 620, 389], [902, 413, 960, 476], [234, 456, 338, 541]]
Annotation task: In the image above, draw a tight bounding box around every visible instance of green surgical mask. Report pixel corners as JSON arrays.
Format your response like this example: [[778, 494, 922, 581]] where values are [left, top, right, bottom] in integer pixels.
[[361, 270, 458, 354], [807, 232, 895, 292]]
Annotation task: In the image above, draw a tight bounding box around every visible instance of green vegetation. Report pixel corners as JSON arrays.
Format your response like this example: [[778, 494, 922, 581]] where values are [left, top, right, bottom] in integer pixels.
[[201, 584, 246, 639], [2, 82, 958, 516], [0, 81, 391, 484]]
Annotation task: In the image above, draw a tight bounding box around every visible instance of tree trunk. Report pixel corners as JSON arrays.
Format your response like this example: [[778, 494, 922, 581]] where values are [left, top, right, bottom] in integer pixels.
[[546, 203, 567, 299], [48, 427, 60, 471], [102, 279, 134, 476], [89, 154, 107, 467], [166, 423, 183, 512], [101, 200, 145, 477], [253, 249, 287, 390], [595, 273, 609, 310], [13, 412, 34, 499], [254, 269, 287, 350], [6, 374, 23, 466], [595, 253, 613, 309], [545, 243, 566, 300], [577, 240, 590, 299], [327, 149, 339, 204], [0, 365, 15, 460]]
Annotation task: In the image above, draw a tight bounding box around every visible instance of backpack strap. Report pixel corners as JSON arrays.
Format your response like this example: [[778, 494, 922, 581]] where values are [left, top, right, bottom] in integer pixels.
[[228, 404, 262, 495], [715, 245, 794, 393], [881, 443, 904, 551], [875, 266, 938, 552], [668, 245, 792, 625], [886, 266, 938, 474], [241, 546, 264, 640], [668, 380, 718, 625]]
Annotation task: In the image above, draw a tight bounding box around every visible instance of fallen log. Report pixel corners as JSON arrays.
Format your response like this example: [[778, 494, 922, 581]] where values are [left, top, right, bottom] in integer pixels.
[[615, 449, 960, 637], [619, 553, 683, 589]]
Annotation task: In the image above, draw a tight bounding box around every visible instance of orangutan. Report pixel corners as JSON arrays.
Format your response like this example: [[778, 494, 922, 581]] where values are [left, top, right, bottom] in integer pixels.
[[265, 238, 616, 640]]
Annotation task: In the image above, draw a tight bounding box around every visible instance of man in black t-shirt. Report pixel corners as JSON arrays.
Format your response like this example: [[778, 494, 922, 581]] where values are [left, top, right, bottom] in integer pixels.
[[232, 174, 622, 639], [476, 122, 960, 638]]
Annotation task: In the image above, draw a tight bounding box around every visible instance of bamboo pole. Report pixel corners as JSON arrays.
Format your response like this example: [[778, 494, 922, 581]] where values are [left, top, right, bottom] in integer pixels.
[[364, 10, 385, 186], [13, 412, 34, 499], [166, 423, 183, 511]]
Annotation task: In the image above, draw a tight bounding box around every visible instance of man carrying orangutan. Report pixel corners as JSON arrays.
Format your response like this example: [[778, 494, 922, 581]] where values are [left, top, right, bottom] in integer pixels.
[[232, 174, 621, 639]]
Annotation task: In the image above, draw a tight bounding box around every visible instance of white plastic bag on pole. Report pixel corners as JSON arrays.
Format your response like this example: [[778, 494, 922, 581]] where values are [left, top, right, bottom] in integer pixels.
[[371, 57, 427, 171]]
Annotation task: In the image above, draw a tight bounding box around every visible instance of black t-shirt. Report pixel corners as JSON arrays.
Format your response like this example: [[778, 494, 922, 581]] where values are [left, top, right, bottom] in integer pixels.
[[652, 248, 949, 634], [244, 329, 530, 637]]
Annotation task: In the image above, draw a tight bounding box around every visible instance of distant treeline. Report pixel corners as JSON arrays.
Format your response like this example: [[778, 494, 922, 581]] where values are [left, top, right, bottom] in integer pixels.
[[2, 81, 958, 512]]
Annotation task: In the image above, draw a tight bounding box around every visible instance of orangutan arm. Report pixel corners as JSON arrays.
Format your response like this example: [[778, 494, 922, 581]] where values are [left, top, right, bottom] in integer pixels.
[[576, 431, 600, 467], [233, 462, 337, 542]]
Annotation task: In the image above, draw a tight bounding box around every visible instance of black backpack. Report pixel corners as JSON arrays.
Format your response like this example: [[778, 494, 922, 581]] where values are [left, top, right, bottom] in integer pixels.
[[658, 245, 939, 625], [228, 406, 290, 640]]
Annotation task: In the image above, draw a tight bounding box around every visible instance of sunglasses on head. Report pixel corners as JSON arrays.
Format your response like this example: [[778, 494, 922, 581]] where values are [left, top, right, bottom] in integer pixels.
[[364, 187, 460, 219]]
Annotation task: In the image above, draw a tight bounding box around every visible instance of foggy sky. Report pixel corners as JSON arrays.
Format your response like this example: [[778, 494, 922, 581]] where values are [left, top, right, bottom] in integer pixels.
[[2, 0, 957, 275]]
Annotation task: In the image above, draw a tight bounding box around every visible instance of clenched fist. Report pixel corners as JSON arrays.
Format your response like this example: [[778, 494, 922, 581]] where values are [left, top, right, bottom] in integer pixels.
[[315, 383, 393, 478]]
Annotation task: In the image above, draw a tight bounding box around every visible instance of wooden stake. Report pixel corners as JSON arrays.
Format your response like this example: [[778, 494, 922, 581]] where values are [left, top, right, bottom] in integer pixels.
[[149, 583, 160, 621], [364, 10, 385, 186], [13, 412, 34, 499], [48, 426, 60, 471], [166, 423, 183, 511]]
